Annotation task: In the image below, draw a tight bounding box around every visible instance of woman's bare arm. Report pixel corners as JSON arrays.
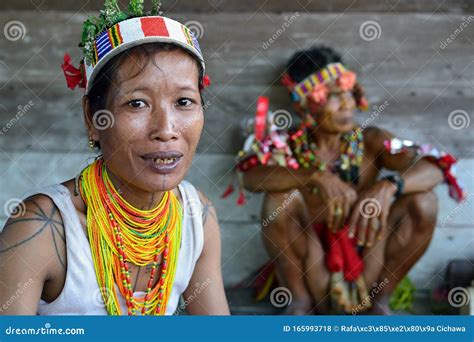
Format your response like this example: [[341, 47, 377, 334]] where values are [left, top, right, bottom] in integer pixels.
[[182, 191, 230, 315], [0, 195, 65, 315]]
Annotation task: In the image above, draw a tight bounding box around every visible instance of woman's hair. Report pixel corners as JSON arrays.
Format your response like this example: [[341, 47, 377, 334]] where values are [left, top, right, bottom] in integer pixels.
[[286, 46, 343, 83], [86, 43, 204, 149]]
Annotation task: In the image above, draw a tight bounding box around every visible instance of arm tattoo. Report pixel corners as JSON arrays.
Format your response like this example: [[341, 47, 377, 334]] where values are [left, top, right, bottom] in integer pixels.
[[200, 198, 217, 225], [1, 199, 66, 270]]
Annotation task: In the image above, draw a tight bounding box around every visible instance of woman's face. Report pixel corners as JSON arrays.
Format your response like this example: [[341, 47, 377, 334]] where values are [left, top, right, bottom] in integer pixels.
[[87, 48, 203, 193], [305, 81, 356, 133]]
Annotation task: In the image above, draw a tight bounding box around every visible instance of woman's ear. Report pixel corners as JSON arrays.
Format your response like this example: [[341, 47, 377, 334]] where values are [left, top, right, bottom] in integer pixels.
[[82, 95, 99, 141]]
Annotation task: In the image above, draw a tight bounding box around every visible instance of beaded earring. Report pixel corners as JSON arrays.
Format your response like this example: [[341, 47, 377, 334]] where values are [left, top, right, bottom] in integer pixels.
[[88, 135, 95, 150]]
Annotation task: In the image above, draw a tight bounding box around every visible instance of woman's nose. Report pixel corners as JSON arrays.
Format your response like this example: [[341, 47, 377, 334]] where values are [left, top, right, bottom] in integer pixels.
[[149, 108, 179, 142]]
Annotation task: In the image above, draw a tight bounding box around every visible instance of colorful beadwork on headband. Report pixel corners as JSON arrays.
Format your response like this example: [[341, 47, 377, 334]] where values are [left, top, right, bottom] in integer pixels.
[[281, 62, 368, 110], [288, 63, 347, 102], [61, 1, 208, 93], [81, 16, 205, 93]]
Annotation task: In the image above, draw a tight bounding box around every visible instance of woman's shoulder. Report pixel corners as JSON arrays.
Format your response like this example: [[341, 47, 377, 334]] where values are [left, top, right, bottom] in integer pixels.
[[0, 191, 67, 284]]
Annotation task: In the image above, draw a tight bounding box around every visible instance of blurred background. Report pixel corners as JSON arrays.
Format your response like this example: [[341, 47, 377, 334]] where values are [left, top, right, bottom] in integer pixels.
[[0, 0, 473, 314]]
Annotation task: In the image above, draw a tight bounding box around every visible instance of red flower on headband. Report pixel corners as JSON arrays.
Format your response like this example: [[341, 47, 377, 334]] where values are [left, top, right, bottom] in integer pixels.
[[337, 71, 357, 91], [61, 53, 86, 90], [310, 84, 328, 104], [199, 74, 211, 90]]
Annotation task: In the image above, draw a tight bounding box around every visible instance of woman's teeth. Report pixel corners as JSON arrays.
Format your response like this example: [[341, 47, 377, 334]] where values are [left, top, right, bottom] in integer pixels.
[[153, 157, 177, 164]]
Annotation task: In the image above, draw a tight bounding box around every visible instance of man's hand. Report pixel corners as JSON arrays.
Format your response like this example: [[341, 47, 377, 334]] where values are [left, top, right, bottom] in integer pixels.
[[348, 180, 398, 247], [309, 171, 358, 231]]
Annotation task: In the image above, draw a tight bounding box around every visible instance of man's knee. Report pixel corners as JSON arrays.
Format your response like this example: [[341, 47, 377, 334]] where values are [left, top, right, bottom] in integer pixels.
[[261, 190, 303, 229], [406, 190, 438, 232]]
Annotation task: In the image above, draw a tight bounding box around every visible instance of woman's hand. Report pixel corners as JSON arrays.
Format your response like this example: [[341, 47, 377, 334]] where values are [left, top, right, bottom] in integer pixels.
[[309, 171, 358, 231], [348, 180, 397, 248]]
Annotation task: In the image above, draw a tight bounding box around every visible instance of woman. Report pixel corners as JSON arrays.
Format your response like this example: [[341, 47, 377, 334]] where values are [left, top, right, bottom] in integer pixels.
[[0, 0, 229, 315]]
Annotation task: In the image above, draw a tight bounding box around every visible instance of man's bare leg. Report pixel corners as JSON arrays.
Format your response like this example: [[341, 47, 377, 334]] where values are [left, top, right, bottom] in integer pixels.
[[303, 226, 330, 313], [361, 190, 438, 314], [261, 191, 314, 315]]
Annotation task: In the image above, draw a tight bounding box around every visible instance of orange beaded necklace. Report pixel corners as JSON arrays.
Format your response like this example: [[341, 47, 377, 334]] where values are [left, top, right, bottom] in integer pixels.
[[79, 157, 182, 315]]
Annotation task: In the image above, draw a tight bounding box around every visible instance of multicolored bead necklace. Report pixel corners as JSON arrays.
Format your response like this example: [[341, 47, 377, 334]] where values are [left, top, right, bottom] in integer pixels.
[[79, 157, 182, 315], [289, 127, 364, 183]]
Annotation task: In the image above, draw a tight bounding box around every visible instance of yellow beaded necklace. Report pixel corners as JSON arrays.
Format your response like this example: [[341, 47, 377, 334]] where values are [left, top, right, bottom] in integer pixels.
[[79, 157, 182, 315]]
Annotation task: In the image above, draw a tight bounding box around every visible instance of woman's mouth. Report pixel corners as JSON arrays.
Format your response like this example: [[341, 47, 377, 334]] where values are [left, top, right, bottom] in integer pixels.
[[140, 151, 183, 174]]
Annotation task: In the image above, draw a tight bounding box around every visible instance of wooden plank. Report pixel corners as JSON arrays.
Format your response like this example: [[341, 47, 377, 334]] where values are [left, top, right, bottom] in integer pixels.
[[1, 12, 473, 85], [0, 0, 473, 13], [0, 152, 472, 227], [0, 12, 472, 154], [0, 152, 472, 288], [409, 227, 474, 289], [0, 81, 473, 155]]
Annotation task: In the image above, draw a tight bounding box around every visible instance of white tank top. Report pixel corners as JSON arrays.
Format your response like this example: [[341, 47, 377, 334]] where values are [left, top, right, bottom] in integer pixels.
[[25, 180, 204, 315]]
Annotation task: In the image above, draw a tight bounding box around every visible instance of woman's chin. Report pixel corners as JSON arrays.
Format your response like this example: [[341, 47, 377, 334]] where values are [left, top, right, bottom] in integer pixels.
[[145, 174, 182, 192]]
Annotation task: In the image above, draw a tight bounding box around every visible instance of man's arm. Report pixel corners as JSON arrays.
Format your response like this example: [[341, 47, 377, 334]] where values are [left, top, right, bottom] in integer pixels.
[[182, 191, 230, 315], [0, 195, 65, 315], [364, 127, 444, 195], [242, 165, 321, 193]]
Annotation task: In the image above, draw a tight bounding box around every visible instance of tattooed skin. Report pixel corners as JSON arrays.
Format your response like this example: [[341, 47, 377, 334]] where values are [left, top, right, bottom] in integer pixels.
[[0, 199, 66, 270], [200, 198, 217, 225]]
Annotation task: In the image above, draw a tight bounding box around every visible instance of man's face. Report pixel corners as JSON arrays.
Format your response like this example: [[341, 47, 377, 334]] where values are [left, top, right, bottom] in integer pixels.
[[305, 81, 356, 134]]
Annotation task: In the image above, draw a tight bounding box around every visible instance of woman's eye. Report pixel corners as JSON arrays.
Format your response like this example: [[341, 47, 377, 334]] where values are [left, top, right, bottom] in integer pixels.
[[176, 98, 193, 107], [128, 99, 147, 108]]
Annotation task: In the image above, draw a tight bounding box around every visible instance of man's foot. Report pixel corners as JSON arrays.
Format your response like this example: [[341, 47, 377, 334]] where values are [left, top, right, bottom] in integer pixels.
[[368, 296, 393, 315], [282, 299, 313, 315]]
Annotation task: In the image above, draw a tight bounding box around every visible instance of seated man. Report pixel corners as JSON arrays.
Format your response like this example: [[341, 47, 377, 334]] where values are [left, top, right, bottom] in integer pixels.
[[228, 46, 464, 315]]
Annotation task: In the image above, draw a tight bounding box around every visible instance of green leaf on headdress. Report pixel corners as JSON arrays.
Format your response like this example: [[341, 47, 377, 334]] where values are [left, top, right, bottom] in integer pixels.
[[103, 0, 121, 26], [128, 0, 144, 16], [151, 0, 162, 15], [77, 0, 164, 65], [80, 16, 100, 64]]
